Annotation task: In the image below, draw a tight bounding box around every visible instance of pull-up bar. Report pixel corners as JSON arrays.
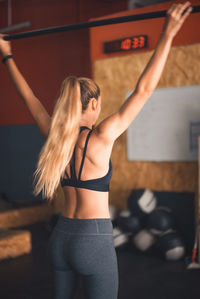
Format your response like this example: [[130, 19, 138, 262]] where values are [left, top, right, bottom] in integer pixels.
[[3, 5, 200, 41]]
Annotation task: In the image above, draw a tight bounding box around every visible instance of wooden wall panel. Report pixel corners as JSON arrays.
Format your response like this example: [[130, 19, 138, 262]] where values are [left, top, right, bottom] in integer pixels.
[[93, 43, 200, 209]]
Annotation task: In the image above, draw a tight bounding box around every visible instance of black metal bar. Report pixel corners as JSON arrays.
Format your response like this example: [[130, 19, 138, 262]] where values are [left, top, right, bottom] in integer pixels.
[[0, 21, 31, 34], [3, 5, 200, 41]]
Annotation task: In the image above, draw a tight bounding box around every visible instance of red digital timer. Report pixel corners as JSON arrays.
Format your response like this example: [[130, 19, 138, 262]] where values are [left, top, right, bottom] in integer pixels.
[[104, 35, 148, 54]]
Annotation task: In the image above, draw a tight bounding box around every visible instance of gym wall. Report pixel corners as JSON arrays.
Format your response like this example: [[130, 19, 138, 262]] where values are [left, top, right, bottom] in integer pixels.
[[90, 1, 200, 209]]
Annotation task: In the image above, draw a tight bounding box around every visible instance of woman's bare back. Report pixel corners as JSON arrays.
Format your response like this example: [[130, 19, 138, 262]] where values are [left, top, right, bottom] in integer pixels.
[[61, 127, 114, 219]]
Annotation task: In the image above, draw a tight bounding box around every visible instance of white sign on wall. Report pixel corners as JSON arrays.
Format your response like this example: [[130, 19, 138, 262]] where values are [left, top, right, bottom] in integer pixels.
[[126, 85, 200, 161]]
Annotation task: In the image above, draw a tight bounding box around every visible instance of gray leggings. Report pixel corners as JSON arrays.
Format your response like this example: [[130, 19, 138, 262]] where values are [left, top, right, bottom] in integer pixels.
[[47, 214, 119, 299]]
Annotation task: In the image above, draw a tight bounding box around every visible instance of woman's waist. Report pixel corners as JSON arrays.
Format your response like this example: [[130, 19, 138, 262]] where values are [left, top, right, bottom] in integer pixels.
[[63, 188, 110, 217], [61, 204, 111, 220], [54, 213, 113, 235]]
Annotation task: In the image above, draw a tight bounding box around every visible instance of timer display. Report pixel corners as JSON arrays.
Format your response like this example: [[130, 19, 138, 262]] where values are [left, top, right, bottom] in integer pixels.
[[104, 35, 148, 54]]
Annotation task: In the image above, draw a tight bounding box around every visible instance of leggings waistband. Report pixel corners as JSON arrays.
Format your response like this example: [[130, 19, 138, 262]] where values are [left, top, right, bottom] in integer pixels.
[[54, 214, 113, 235]]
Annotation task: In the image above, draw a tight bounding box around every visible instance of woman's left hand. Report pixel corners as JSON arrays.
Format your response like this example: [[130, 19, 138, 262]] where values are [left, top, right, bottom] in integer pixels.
[[0, 34, 12, 57], [162, 1, 192, 40]]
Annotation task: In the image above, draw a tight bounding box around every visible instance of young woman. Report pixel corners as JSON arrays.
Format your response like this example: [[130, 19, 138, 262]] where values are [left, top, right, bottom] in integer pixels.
[[0, 2, 192, 298]]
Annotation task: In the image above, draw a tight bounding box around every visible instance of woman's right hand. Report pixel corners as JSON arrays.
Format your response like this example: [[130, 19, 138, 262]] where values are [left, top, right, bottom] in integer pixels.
[[0, 34, 12, 57], [162, 1, 192, 40]]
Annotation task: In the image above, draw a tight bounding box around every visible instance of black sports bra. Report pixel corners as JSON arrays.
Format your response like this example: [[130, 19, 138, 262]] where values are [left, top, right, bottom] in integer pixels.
[[60, 126, 112, 192]]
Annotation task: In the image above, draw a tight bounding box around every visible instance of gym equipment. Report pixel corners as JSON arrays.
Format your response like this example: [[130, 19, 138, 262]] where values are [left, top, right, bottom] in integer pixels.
[[0, 229, 31, 260], [187, 136, 200, 269], [117, 209, 141, 233], [132, 229, 156, 252], [113, 227, 130, 249], [0, 21, 31, 34], [3, 6, 200, 41], [147, 206, 174, 236], [187, 219, 200, 269], [158, 229, 185, 261], [128, 189, 157, 219]]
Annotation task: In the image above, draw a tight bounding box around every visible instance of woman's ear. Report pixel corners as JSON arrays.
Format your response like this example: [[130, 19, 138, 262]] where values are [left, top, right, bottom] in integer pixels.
[[91, 98, 98, 111]]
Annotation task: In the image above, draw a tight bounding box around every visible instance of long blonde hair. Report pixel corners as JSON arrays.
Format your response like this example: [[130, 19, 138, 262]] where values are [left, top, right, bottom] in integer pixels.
[[32, 76, 100, 202]]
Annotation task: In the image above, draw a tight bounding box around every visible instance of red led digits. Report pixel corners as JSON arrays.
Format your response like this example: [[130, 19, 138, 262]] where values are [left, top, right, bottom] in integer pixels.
[[121, 38, 132, 50], [139, 36, 145, 48], [132, 37, 139, 49], [104, 35, 148, 54]]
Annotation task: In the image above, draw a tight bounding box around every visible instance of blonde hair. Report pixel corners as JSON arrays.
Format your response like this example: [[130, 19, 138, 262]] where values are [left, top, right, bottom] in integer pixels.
[[32, 76, 100, 202]]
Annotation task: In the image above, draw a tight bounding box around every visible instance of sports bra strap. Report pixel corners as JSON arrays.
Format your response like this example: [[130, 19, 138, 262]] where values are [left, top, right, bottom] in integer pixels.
[[70, 149, 76, 179], [78, 129, 92, 180], [64, 170, 70, 179]]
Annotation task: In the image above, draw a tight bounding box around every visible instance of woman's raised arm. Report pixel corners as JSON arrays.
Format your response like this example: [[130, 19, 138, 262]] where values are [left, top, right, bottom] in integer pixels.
[[95, 1, 192, 144], [0, 34, 51, 138]]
